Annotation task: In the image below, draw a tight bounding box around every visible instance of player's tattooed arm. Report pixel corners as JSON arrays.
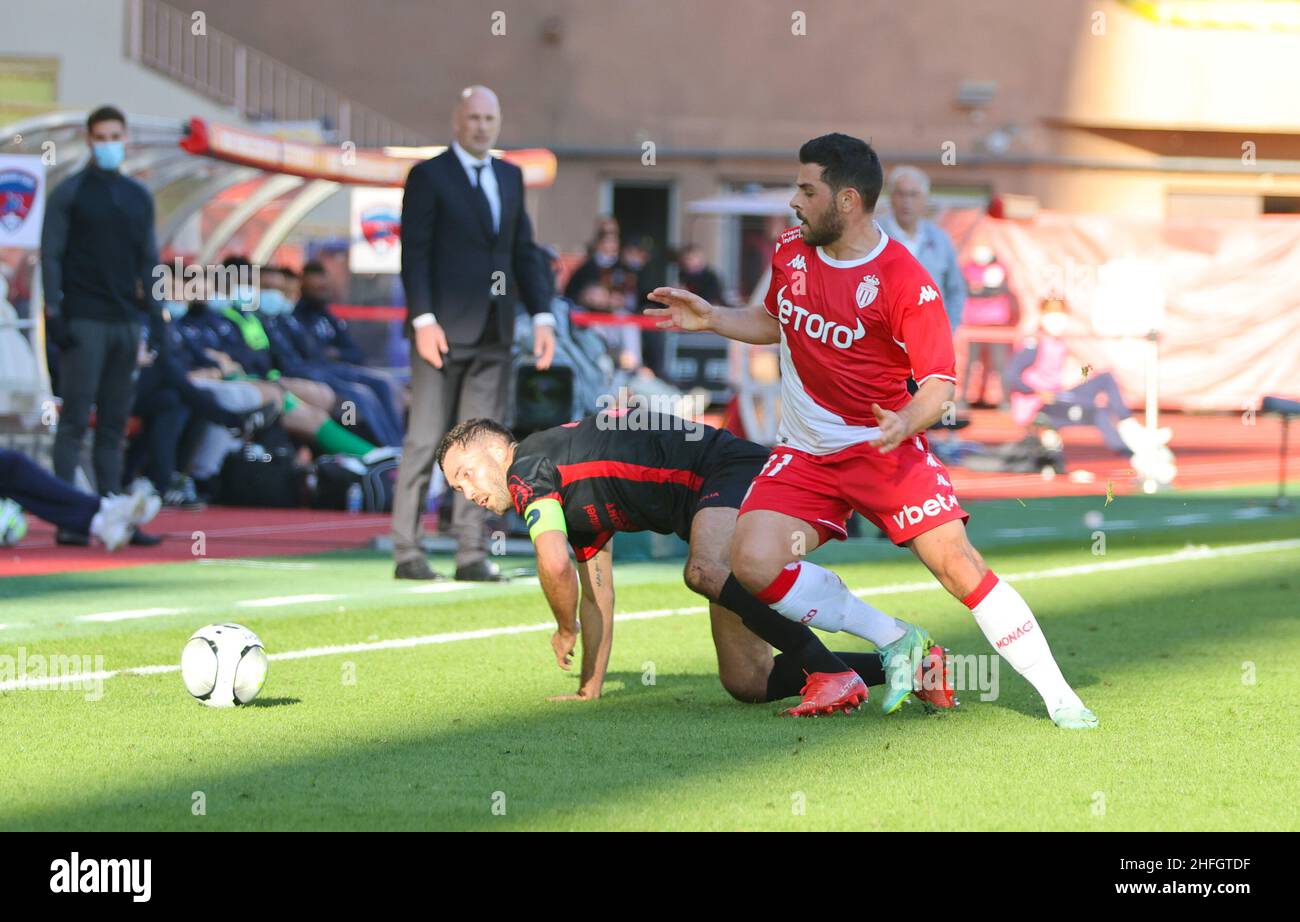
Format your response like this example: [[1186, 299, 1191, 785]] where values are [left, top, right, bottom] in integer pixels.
[[646, 288, 780, 345], [556, 542, 616, 702], [534, 530, 581, 671]]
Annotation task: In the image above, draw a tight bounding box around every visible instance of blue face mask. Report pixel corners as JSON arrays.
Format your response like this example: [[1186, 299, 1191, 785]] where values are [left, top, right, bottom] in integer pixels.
[[164, 300, 188, 320], [257, 290, 290, 316], [92, 141, 125, 171]]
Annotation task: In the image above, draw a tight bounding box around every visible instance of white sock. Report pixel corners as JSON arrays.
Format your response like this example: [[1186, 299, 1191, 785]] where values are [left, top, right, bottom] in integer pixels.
[[759, 562, 905, 647], [967, 574, 1083, 714]]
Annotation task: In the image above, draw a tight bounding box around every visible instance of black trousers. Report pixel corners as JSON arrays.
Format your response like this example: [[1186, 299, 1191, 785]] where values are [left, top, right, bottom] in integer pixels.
[[0, 449, 99, 533], [52, 317, 141, 494]]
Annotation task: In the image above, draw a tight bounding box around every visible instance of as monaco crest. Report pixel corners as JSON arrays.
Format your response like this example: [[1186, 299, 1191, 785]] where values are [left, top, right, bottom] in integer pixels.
[[360, 205, 400, 251], [0, 169, 37, 233], [855, 274, 880, 309]]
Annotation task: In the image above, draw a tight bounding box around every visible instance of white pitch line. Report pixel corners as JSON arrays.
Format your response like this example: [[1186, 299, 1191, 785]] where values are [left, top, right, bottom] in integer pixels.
[[79, 607, 186, 623], [3, 538, 1298, 693], [197, 559, 321, 570], [236, 594, 340, 608]]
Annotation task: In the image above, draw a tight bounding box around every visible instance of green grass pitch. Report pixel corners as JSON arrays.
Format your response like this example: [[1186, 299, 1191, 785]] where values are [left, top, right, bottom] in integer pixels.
[[2, 492, 1298, 831]]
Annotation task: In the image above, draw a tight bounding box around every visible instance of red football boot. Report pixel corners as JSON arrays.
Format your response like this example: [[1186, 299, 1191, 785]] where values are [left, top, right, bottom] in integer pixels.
[[781, 670, 868, 717], [914, 645, 958, 711]]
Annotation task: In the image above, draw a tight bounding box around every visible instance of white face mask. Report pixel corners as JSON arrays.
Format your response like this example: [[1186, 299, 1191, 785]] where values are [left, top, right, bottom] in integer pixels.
[[1041, 312, 1069, 338]]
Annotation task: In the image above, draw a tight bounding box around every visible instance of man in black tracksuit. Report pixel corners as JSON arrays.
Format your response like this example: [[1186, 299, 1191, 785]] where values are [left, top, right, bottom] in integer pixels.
[[41, 106, 159, 518]]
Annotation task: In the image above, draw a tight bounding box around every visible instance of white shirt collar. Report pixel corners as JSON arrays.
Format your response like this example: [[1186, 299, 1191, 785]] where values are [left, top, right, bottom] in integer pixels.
[[815, 221, 891, 268], [451, 141, 492, 172]]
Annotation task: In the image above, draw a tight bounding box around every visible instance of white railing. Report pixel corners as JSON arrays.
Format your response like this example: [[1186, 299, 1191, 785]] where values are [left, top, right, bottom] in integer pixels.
[[123, 0, 425, 147]]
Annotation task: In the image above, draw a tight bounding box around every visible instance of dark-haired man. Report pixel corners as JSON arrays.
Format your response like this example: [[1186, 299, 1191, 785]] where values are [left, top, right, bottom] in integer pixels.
[[648, 133, 1096, 728], [41, 105, 163, 545], [436, 413, 955, 714]]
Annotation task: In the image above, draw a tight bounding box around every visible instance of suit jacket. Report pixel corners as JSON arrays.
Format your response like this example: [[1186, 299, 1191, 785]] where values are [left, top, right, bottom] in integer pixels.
[[400, 149, 552, 346]]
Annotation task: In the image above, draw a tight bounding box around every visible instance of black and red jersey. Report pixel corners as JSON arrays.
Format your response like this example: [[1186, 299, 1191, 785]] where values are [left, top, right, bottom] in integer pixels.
[[507, 412, 766, 560]]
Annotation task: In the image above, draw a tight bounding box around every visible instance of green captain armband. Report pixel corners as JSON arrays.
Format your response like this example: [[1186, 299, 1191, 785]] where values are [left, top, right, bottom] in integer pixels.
[[524, 498, 567, 541]]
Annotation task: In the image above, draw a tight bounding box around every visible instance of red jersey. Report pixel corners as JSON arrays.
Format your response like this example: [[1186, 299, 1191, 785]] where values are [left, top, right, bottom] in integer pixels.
[[762, 224, 957, 454]]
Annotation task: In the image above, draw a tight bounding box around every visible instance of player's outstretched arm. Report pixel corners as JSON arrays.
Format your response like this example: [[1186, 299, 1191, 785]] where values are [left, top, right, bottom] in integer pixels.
[[646, 287, 780, 345], [552, 543, 616, 702], [534, 530, 581, 671]]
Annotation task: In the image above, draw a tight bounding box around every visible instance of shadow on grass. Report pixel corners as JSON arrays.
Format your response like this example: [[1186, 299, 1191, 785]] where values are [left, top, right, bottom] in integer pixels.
[[246, 697, 301, 709], [5, 532, 1297, 831]]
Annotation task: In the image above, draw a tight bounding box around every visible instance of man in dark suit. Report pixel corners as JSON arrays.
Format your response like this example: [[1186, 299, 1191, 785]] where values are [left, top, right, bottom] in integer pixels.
[[392, 85, 556, 581]]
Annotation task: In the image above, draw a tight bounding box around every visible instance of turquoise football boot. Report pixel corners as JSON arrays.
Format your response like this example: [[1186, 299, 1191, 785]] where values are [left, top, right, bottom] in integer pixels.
[[877, 622, 931, 715]]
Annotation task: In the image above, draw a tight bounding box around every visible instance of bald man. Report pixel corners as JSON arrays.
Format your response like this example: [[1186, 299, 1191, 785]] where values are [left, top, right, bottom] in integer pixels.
[[878, 166, 965, 331], [392, 85, 557, 581]]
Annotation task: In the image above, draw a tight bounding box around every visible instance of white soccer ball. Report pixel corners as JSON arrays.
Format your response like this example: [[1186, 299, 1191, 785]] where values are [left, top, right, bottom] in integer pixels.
[[181, 623, 268, 708]]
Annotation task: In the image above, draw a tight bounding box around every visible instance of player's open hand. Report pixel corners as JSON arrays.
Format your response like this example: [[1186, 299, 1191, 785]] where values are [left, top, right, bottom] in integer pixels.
[[645, 287, 713, 332], [550, 628, 578, 671], [868, 403, 908, 454]]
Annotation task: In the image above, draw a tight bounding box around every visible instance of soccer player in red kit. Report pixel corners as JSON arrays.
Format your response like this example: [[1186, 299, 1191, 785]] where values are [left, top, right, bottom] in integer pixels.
[[647, 134, 1097, 728]]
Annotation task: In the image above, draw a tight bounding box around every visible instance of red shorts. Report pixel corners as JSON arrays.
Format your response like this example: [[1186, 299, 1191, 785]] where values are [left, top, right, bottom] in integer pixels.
[[739, 435, 969, 546]]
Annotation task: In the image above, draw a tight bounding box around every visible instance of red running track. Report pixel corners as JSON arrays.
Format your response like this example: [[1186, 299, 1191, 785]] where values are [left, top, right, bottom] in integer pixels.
[[0, 411, 1289, 578]]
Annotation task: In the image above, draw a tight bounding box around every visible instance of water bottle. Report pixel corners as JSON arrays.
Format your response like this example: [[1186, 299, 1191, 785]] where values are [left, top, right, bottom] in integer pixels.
[[346, 482, 363, 514]]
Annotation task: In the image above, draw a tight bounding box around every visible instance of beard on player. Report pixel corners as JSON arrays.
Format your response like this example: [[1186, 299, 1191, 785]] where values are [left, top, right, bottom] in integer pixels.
[[796, 202, 845, 247]]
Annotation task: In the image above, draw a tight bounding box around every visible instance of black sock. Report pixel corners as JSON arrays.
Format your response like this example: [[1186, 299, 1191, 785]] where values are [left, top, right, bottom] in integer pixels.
[[719, 572, 845, 673], [765, 651, 888, 701]]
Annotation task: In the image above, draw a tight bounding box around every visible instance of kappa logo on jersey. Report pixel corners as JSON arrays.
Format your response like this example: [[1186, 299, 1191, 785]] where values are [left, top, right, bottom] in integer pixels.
[[776, 285, 866, 350], [855, 274, 880, 309], [788, 253, 807, 271], [918, 285, 939, 305], [890, 491, 960, 529]]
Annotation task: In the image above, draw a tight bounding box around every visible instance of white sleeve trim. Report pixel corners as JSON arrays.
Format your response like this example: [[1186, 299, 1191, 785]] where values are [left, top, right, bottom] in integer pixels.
[[411, 313, 437, 329], [915, 373, 957, 386]]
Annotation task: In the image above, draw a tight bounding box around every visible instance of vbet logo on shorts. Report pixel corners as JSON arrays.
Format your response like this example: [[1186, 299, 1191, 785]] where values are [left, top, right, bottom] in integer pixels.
[[890, 491, 960, 530], [775, 285, 865, 349]]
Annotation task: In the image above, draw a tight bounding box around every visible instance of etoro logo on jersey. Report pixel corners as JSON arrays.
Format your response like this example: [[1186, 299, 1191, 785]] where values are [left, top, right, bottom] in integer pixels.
[[775, 286, 865, 350]]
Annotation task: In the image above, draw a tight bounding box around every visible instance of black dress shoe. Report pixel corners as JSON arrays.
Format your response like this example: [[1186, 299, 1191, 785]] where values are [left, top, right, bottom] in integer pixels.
[[129, 530, 163, 547], [394, 558, 443, 580], [455, 559, 504, 582], [56, 529, 90, 546]]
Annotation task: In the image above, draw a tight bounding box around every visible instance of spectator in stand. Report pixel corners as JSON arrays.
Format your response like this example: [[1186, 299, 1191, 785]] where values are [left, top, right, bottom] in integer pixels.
[[39, 105, 163, 546], [677, 243, 724, 305], [878, 165, 965, 331], [293, 261, 407, 434], [279, 265, 302, 306], [1006, 297, 1175, 482], [176, 285, 382, 465], [198, 257, 399, 446], [574, 280, 643, 373], [127, 290, 277, 509], [564, 230, 637, 308], [1, 449, 160, 551], [960, 242, 1019, 407]]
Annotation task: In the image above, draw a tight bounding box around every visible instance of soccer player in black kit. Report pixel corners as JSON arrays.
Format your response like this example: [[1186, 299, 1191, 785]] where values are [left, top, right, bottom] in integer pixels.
[[436, 411, 954, 715]]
